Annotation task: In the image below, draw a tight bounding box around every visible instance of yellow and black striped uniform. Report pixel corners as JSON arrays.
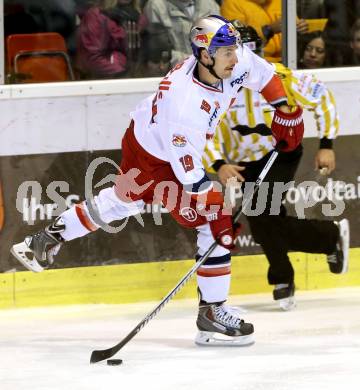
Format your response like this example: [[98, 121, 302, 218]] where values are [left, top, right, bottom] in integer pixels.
[[203, 63, 339, 172]]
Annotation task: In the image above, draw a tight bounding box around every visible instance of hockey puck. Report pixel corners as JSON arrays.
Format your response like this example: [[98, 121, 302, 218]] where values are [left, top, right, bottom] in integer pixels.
[[107, 359, 123, 366]]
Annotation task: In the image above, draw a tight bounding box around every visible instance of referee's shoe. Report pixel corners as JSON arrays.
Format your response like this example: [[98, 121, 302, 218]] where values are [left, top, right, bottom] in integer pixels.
[[327, 219, 350, 274], [273, 282, 296, 311]]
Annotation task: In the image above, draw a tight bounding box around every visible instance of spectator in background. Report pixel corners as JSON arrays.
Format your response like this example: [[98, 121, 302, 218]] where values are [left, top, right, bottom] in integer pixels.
[[142, 23, 172, 76], [144, 0, 220, 67], [321, 0, 350, 66], [297, 0, 360, 66], [297, 0, 326, 19], [298, 31, 328, 69], [349, 19, 360, 65], [4, 0, 77, 55], [221, 0, 309, 63], [316, 0, 360, 66], [221, 0, 282, 62], [76, 0, 146, 79], [4, 2, 38, 36], [74, 0, 95, 18]]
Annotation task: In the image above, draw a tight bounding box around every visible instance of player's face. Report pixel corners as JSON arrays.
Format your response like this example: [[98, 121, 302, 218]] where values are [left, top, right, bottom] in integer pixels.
[[213, 46, 238, 78]]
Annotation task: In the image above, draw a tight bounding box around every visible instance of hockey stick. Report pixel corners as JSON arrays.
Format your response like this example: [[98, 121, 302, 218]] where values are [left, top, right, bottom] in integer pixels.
[[90, 147, 281, 363]]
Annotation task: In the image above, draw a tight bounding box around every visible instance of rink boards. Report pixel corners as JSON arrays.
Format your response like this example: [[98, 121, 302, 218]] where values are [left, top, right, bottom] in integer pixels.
[[1, 248, 360, 308]]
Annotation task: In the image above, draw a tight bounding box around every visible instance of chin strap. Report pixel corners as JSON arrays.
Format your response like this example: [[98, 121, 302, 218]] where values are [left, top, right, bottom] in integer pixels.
[[199, 56, 222, 80]]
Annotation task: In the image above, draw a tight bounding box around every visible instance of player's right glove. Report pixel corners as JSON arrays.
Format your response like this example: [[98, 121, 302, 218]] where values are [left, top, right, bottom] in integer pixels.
[[271, 105, 304, 152]]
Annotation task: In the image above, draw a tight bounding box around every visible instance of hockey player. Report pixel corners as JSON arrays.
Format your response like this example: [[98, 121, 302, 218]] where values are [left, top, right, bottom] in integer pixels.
[[11, 15, 305, 345], [203, 23, 350, 311]]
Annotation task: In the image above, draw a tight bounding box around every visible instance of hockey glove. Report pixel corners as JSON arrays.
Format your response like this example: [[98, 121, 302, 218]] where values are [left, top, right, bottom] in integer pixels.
[[207, 210, 242, 250], [271, 106, 304, 152], [194, 188, 241, 250]]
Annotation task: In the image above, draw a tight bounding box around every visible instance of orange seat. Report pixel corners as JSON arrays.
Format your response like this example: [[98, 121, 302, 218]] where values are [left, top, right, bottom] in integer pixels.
[[6, 32, 74, 83]]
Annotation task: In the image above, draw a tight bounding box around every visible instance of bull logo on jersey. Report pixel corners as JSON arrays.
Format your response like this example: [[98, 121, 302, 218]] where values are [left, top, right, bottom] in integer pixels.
[[172, 134, 187, 147]]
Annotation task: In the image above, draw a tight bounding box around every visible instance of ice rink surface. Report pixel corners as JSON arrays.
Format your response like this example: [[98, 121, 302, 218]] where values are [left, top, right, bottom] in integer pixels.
[[1, 287, 359, 390]]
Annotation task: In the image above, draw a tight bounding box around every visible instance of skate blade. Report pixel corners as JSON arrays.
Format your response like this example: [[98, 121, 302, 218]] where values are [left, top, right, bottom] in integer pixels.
[[278, 297, 296, 311], [195, 331, 255, 347], [10, 242, 44, 273]]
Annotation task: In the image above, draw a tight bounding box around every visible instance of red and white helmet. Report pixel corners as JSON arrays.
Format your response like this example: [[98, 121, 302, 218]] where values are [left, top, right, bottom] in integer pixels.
[[190, 15, 241, 58]]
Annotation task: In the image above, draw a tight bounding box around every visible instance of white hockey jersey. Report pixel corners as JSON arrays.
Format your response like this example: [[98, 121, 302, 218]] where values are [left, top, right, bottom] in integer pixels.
[[131, 45, 275, 193]]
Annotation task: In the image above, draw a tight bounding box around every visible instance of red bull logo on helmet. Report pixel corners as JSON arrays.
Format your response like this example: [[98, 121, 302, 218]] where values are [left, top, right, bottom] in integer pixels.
[[195, 34, 209, 44]]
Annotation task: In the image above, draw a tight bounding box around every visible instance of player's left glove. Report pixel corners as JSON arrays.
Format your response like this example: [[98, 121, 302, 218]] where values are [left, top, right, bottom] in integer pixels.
[[192, 188, 242, 250], [271, 105, 304, 152], [208, 212, 242, 250], [197, 189, 242, 249]]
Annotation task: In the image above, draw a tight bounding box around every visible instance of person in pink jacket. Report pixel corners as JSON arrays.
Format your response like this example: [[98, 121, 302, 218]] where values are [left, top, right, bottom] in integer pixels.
[[76, 0, 146, 79]]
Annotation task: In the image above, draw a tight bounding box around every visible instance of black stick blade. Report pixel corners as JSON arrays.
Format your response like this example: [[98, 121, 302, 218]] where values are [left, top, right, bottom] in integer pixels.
[[90, 347, 119, 364], [90, 329, 136, 363]]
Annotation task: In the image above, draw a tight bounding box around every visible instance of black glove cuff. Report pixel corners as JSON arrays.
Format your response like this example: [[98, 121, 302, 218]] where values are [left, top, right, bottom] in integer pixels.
[[319, 137, 333, 149], [272, 100, 289, 108], [262, 25, 275, 41], [212, 159, 227, 172]]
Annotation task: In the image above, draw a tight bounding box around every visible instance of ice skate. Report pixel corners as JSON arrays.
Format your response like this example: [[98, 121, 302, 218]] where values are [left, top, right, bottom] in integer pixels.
[[273, 282, 296, 311], [10, 217, 65, 273], [327, 219, 350, 274], [195, 301, 254, 346]]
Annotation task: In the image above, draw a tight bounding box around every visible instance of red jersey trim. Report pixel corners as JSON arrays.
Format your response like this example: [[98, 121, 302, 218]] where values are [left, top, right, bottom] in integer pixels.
[[192, 76, 223, 93]]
